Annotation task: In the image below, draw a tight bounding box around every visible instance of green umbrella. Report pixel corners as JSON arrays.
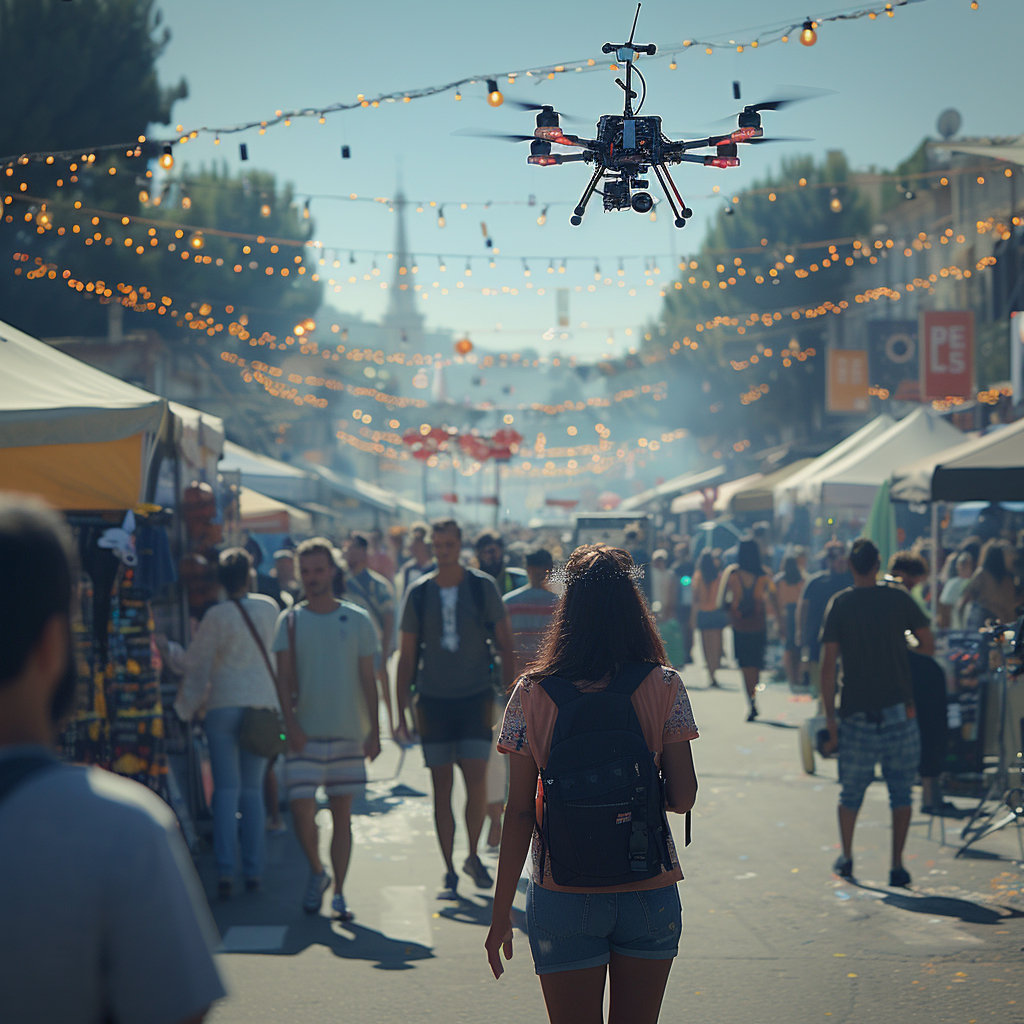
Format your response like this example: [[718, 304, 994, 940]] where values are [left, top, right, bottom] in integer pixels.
[[862, 479, 898, 573]]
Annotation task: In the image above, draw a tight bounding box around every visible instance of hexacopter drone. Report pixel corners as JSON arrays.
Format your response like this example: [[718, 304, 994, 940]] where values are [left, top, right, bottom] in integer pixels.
[[468, 4, 808, 228]]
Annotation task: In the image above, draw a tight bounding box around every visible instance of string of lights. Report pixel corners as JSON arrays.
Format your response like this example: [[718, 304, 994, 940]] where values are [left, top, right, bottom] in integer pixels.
[[0, 0, 964, 169]]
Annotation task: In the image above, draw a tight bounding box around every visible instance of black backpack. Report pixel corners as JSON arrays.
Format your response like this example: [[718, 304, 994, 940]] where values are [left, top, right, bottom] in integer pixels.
[[539, 662, 674, 888], [737, 579, 757, 621]]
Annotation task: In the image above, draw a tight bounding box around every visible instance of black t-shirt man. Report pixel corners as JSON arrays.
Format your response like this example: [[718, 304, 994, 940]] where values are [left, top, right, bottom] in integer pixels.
[[820, 584, 930, 716]]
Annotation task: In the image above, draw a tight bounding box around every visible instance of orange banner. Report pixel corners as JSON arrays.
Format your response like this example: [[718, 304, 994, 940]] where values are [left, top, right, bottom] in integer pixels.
[[826, 349, 870, 413]]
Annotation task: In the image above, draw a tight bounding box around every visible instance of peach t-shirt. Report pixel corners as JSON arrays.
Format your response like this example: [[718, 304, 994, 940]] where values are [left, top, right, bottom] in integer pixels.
[[498, 665, 698, 893]]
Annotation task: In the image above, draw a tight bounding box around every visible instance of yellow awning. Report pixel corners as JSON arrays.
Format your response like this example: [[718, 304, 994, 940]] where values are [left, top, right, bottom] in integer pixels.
[[0, 434, 145, 510]]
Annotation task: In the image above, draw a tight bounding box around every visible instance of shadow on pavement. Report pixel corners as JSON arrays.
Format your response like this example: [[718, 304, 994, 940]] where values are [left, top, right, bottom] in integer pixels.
[[290, 918, 433, 970], [853, 881, 1024, 924], [438, 894, 493, 926], [751, 719, 799, 730]]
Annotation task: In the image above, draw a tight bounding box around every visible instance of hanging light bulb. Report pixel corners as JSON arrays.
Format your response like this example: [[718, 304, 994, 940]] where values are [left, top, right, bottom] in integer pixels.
[[465, 259, 472, 276], [303, 199, 311, 219], [437, 206, 446, 227], [260, 203, 272, 218], [189, 231, 204, 250], [537, 205, 548, 226], [594, 262, 601, 280], [523, 260, 531, 277], [439, 256, 447, 272], [349, 251, 356, 264], [159, 144, 174, 170], [559, 259, 566, 273], [800, 18, 817, 45], [486, 79, 504, 107], [180, 187, 191, 210], [547, 260, 555, 274], [829, 187, 842, 213]]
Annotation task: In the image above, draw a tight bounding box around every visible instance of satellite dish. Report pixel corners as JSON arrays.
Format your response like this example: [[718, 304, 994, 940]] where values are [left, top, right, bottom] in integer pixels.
[[937, 108, 962, 140]]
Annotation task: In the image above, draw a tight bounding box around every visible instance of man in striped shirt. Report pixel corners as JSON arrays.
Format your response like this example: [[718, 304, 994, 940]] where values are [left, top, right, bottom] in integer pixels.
[[485, 547, 559, 848]]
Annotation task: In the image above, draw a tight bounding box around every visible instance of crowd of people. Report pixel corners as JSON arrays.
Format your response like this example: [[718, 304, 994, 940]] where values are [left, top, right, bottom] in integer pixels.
[[6, 487, 1023, 1023]]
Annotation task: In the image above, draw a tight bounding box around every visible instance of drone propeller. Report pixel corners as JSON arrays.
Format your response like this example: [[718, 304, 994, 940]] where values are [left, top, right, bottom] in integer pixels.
[[453, 129, 538, 143], [745, 136, 814, 145], [498, 99, 590, 124], [711, 88, 834, 125]]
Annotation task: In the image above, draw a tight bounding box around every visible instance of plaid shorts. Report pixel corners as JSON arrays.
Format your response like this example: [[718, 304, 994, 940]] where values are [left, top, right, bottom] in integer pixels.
[[285, 738, 366, 801], [837, 703, 919, 811]]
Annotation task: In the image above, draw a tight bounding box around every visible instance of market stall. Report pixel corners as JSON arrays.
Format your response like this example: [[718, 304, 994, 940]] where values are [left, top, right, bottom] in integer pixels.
[[0, 318, 167, 508], [239, 485, 313, 535]]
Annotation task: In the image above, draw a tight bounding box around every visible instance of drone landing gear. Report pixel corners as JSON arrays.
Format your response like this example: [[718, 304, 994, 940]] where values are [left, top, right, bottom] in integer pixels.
[[652, 163, 693, 228], [570, 165, 605, 225]]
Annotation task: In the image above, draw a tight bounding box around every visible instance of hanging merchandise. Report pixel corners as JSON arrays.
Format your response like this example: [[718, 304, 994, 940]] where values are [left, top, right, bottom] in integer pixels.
[[105, 565, 168, 796]]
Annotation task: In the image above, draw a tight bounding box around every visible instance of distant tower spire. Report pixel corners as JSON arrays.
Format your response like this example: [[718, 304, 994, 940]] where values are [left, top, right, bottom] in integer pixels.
[[381, 189, 424, 350]]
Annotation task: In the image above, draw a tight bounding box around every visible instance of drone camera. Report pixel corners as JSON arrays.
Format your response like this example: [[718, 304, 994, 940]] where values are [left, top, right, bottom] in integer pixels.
[[630, 191, 654, 214]]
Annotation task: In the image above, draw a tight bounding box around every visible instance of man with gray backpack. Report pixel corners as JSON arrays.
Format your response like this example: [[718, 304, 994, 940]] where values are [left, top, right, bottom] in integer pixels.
[[396, 519, 517, 900]]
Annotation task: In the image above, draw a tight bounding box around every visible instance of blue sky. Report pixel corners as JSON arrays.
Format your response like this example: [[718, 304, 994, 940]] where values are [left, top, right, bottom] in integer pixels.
[[156, 0, 1022, 355]]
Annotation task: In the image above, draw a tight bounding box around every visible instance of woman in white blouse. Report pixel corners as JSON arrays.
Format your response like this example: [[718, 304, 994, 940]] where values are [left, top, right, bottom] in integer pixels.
[[175, 548, 281, 898]]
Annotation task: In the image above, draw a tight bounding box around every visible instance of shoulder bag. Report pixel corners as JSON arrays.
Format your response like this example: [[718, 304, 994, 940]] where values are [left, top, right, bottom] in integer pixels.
[[233, 599, 289, 759]]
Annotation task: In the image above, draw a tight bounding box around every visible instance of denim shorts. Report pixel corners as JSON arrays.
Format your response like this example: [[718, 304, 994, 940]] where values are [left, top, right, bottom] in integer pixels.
[[838, 703, 920, 811], [526, 881, 681, 975]]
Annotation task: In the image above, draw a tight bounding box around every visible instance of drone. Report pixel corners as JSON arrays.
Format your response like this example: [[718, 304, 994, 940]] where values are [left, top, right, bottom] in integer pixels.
[[465, 4, 809, 228]]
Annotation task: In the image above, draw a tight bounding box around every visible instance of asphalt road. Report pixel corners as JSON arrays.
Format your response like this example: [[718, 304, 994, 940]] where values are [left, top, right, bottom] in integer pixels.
[[202, 664, 1024, 1024]]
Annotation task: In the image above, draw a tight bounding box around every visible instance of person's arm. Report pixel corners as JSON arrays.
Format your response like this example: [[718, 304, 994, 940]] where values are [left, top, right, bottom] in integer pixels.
[[820, 640, 840, 752], [358, 653, 381, 761], [173, 615, 217, 722], [796, 582, 810, 648], [715, 565, 733, 610], [493, 614, 517, 690], [767, 578, 782, 624], [274, 642, 306, 754], [395, 629, 418, 739], [485, 750, 538, 979], [912, 626, 935, 656], [661, 740, 697, 813]]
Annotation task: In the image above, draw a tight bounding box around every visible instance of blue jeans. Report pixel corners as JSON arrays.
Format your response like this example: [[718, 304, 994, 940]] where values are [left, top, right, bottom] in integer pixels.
[[204, 706, 268, 879], [526, 881, 681, 975]]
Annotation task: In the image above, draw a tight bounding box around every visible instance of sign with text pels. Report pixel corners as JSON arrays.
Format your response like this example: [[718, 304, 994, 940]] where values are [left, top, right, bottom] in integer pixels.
[[919, 311, 974, 400], [826, 349, 870, 413]]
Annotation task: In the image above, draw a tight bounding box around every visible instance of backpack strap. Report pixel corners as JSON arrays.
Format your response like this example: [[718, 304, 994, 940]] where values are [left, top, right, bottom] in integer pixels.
[[408, 577, 430, 691], [539, 675, 584, 707], [466, 570, 496, 634], [607, 662, 658, 696]]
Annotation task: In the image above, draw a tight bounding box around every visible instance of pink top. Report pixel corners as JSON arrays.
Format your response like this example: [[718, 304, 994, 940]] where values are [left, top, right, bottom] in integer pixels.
[[498, 665, 698, 893]]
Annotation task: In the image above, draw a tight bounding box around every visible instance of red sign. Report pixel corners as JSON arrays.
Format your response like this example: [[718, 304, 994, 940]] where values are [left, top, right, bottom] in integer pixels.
[[920, 311, 974, 400]]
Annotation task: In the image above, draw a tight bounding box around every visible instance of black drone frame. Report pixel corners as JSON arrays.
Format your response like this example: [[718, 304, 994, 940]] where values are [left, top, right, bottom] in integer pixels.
[[525, 3, 765, 228]]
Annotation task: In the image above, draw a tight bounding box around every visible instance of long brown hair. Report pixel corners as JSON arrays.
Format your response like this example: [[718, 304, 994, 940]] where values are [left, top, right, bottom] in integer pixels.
[[526, 544, 666, 684]]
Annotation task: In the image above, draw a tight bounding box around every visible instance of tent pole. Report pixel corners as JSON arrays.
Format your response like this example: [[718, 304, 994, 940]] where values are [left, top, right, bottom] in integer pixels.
[[930, 502, 940, 622]]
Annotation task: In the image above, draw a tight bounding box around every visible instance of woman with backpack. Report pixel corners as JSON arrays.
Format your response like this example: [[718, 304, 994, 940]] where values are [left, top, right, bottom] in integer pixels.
[[774, 553, 805, 689], [485, 545, 698, 1024], [719, 539, 780, 721], [691, 549, 727, 688]]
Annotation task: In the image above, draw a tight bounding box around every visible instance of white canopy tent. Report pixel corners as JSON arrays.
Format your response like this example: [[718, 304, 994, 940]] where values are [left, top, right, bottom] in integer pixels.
[[791, 409, 963, 514], [773, 414, 895, 517], [219, 440, 319, 505], [238, 486, 313, 535], [671, 473, 763, 514], [620, 466, 726, 512], [0, 319, 167, 509], [890, 418, 1024, 503]]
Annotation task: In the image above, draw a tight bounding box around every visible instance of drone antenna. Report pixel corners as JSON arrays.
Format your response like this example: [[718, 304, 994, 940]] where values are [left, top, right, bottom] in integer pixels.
[[627, 3, 641, 46]]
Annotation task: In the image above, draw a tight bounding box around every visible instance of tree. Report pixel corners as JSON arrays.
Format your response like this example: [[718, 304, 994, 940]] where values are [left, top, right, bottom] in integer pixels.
[[0, 0, 319, 342], [643, 150, 872, 447]]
